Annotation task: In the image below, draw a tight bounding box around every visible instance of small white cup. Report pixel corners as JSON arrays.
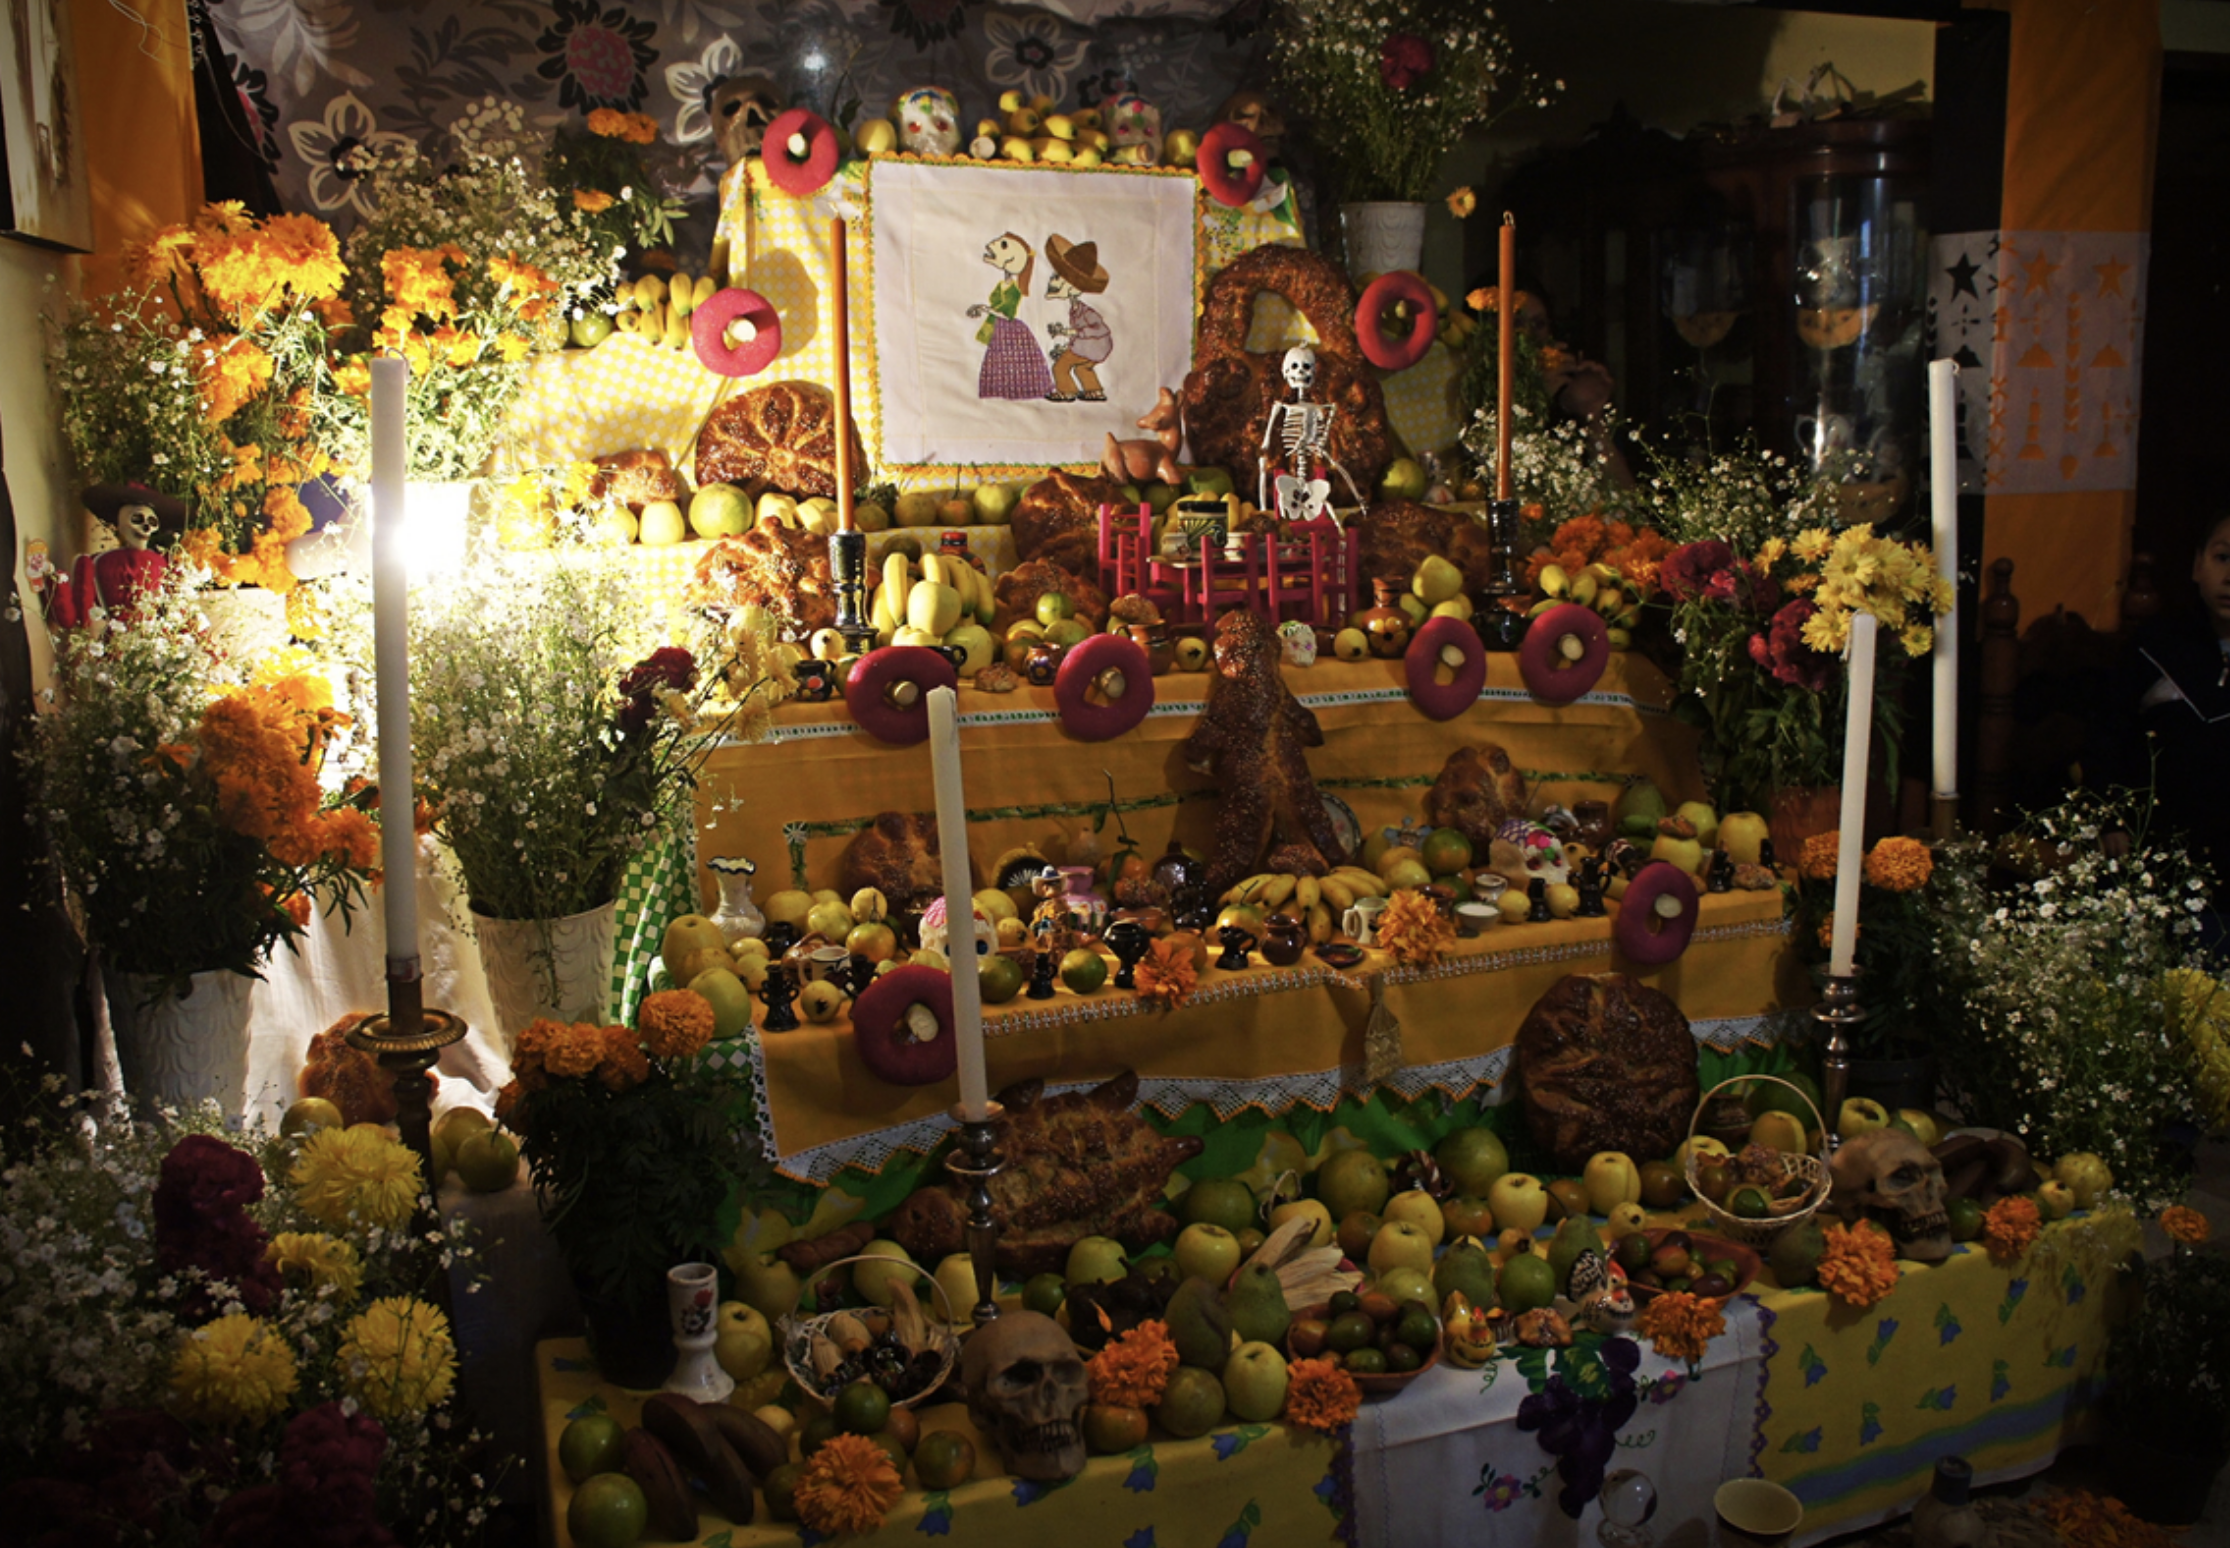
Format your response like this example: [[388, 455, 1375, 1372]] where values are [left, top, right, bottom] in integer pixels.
[[1713, 1479, 1803, 1548], [1454, 901, 1497, 938], [1342, 896, 1388, 945]]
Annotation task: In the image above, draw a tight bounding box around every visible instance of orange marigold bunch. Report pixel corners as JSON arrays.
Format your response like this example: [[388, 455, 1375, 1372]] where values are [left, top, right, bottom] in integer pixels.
[[587, 108, 659, 144], [2043, 1489, 2184, 1548], [597, 1026, 651, 1093], [1135, 936, 1199, 1010], [195, 689, 371, 872], [638, 989, 716, 1065], [1087, 1319, 1179, 1409], [1982, 1196, 2042, 1262], [1283, 1357, 1361, 1434], [1815, 1223, 1901, 1308], [1862, 836, 1932, 893], [1636, 1290, 1726, 1363], [1798, 830, 1840, 881], [2161, 1205, 2210, 1246], [1603, 528, 1672, 598], [794, 1432, 903, 1535], [1377, 888, 1455, 966], [542, 1021, 606, 1080]]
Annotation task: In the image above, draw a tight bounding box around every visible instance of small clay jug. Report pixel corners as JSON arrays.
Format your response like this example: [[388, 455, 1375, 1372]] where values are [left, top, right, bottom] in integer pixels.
[[1130, 622, 1176, 676], [1260, 912, 1307, 966], [1355, 576, 1413, 658], [1025, 639, 1065, 685]]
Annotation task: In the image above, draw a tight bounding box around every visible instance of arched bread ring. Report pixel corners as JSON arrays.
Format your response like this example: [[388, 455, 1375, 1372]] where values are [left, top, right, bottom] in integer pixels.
[[1355, 271, 1438, 371], [1197, 121, 1268, 207], [691, 287, 783, 377], [1054, 632, 1154, 740], [846, 646, 958, 745], [1405, 615, 1485, 720], [1615, 860, 1699, 966], [764, 108, 839, 196], [850, 965, 958, 1086], [1519, 602, 1611, 704]]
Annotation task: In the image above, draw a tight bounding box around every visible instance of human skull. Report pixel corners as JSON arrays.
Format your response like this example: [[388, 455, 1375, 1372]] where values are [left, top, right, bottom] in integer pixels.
[[959, 1310, 1088, 1481], [710, 75, 782, 166], [1829, 1129, 1951, 1263], [893, 85, 961, 157], [1282, 345, 1317, 393]]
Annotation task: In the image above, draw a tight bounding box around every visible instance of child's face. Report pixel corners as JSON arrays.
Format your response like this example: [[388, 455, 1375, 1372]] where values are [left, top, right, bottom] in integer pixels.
[[2196, 516, 2230, 635]]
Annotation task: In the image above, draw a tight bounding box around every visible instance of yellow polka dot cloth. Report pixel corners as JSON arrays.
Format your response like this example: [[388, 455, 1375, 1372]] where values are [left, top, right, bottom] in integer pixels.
[[1376, 339, 1467, 462], [507, 334, 733, 468]]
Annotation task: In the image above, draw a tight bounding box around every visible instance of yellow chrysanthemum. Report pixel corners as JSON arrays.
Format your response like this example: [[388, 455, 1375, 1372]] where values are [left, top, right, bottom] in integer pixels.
[[1791, 527, 1833, 563], [289, 1124, 423, 1231], [266, 1230, 364, 1302], [1899, 624, 1934, 658], [1800, 603, 1849, 656], [1755, 536, 1787, 569], [1445, 186, 1477, 219], [337, 1296, 457, 1420], [2165, 968, 2230, 1130], [169, 1313, 298, 1426]]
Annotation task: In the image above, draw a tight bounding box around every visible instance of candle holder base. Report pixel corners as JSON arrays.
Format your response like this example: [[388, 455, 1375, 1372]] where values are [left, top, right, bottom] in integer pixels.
[[1930, 793, 1959, 844], [1813, 971, 1864, 1155], [945, 1102, 1006, 1328], [829, 530, 875, 656]]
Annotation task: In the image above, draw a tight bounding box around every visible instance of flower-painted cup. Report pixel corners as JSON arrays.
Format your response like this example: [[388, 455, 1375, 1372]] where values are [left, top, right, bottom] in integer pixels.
[[668, 1261, 718, 1340]]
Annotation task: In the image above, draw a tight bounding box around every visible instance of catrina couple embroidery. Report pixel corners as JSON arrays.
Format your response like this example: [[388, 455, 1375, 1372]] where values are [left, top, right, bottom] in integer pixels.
[[966, 232, 1111, 402]]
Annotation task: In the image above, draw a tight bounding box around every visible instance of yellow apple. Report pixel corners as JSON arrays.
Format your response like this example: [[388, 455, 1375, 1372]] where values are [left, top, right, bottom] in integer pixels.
[[798, 980, 845, 1023], [1381, 1189, 1446, 1248], [804, 900, 855, 941], [973, 888, 1018, 923], [1674, 801, 1720, 850], [933, 1253, 979, 1326], [1487, 1173, 1549, 1234], [1269, 1198, 1335, 1250], [1897, 1109, 1942, 1147], [1719, 811, 1770, 866], [713, 1300, 773, 1381], [638, 500, 687, 546], [763, 889, 815, 927], [852, 1240, 920, 1307], [1173, 1223, 1242, 1285], [1674, 1135, 1731, 1171], [1581, 1152, 1641, 1214], [661, 913, 731, 981], [727, 1248, 802, 1322], [1368, 1219, 1437, 1277], [1748, 1111, 1808, 1154], [1606, 1201, 1648, 1238], [690, 968, 754, 1038], [1838, 1097, 1890, 1139]]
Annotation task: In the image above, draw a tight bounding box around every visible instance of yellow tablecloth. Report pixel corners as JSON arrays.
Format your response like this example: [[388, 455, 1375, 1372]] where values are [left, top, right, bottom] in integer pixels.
[[537, 1337, 1346, 1548]]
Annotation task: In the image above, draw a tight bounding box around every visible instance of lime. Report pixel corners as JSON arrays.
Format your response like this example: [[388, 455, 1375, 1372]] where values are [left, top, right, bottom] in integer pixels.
[[798, 1408, 842, 1457], [1327, 1311, 1376, 1353], [1947, 1196, 1984, 1243], [1383, 1342, 1422, 1374], [1728, 1186, 1772, 1221], [1059, 948, 1108, 994], [833, 1379, 893, 1436], [1035, 591, 1075, 627], [566, 1472, 647, 1548], [1344, 1347, 1388, 1376], [914, 1430, 977, 1490], [558, 1412, 625, 1485], [979, 953, 1026, 1004], [762, 1462, 804, 1522], [1021, 1272, 1068, 1317]]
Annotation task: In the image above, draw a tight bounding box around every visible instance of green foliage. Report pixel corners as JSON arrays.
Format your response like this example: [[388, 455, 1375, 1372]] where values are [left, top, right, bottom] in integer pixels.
[[2109, 1246, 2230, 1455]]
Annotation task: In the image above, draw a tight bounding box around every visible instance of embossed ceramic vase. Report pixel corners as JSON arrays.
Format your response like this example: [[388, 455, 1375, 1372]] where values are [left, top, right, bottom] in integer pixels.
[[1341, 201, 1428, 276], [472, 899, 618, 1050], [105, 967, 255, 1119]]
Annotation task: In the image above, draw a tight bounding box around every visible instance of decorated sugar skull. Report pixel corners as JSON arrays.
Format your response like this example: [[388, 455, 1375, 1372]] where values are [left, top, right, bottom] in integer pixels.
[[1101, 91, 1162, 163], [917, 896, 994, 959], [1281, 344, 1318, 395], [1278, 619, 1317, 667], [117, 504, 163, 551], [893, 85, 961, 157], [709, 74, 783, 166], [1829, 1129, 1952, 1263], [959, 1309, 1089, 1481], [1491, 819, 1568, 887]]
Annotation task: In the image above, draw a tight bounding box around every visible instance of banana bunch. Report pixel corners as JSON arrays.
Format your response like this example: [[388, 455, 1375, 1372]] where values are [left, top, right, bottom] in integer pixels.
[[871, 550, 1000, 671], [612, 272, 718, 350], [1216, 867, 1396, 944], [1533, 561, 1643, 650], [1435, 282, 1478, 351]]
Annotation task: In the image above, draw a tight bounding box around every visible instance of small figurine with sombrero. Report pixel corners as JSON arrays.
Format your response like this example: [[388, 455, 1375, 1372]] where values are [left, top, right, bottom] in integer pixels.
[[45, 484, 186, 630], [1042, 233, 1113, 404]]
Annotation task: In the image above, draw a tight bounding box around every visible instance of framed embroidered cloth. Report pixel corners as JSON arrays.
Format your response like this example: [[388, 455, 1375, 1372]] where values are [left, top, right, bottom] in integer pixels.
[[866, 159, 1198, 472]]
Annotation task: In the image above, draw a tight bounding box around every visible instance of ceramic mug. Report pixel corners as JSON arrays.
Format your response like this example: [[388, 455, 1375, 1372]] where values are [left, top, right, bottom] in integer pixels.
[[1341, 895, 1388, 946], [1454, 901, 1497, 938], [802, 945, 852, 986], [1713, 1479, 1803, 1548]]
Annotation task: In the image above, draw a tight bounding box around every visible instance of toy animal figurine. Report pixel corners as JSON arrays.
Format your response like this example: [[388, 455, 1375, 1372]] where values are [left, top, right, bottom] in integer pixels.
[[1258, 346, 1367, 528], [1102, 387, 1184, 488]]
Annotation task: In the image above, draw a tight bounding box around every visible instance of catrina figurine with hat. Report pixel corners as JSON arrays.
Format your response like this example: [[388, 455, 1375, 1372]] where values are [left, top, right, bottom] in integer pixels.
[[45, 484, 186, 630], [1042, 234, 1112, 404]]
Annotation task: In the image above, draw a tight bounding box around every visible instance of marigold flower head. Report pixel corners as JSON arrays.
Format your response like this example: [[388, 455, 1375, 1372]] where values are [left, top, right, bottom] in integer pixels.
[[2161, 1205, 2209, 1246], [1798, 830, 1841, 881], [1377, 888, 1455, 966], [1284, 1356, 1361, 1433], [543, 1020, 606, 1080], [266, 1230, 363, 1302], [337, 1296, 457, 1420], [1636, 1289, 1727, 1362], [169, 1313, 299, 1426], [1863, 836, 1933, 893], [795, 1431, 904, 1535], [1815, 1223, 1900, 1307], [572, 188, 615, 213], [1087, 1319, 1180, 1409], [639, 989, 716, 1064], [1982, 1196, 2042, 1262], [195, 335, 274, 424], [289, 1124, 423, 1232], [1134, 936, 1198, 1010]]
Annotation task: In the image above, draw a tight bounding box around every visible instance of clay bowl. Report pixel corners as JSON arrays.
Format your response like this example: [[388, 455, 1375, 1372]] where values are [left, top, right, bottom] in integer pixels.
[[1288, 1300, 1440, 1395], [1620, 1227, 1761, 1304]]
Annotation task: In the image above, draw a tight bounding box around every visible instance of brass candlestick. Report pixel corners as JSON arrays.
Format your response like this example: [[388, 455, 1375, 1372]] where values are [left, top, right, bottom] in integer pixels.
[[1478, 497, 1529, 651], [830, 530, 875, 655], [1814, 970, 1863, 1154], [944, 1102, 1006, 1328], [345, 985, 468, 1186]]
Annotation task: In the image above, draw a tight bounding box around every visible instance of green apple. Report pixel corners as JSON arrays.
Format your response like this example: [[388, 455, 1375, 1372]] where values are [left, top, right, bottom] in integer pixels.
[[852, 1240, 920, 1307], [1380, 457, 1429, 501], [1268, 1198, 1334, 1251], [1146, 482, 1183, 513], [1035, 591, 1076, 627], [1315, 1149, 1391, 1222], [1488, 1173, 1548, 1234], [1673, 801, 1720, 851], [1044, 618, 1089, 648], [1374, 1265, 1434, 1308], [1719, 811, 1770, 867], [1173, 1223, 1242, 1286], [1381, 1189, 1446, 1248], [638, 500, 688, 546], [569, 312, 617, 349], [894, 491, 945, 528], [1222, 1342, 1289, 1423], [661, 914, 730, 981], [687, 482, 750, 538], [804, 900, 855, 941], [713, 1300, 773, 1380], [1065, 1235, 1128, 1287], [1581, 1152, 1641, 1215], [453, 1128, 519, 1192], [933, 1253, 980, 1326], [2054, 1152, 2113, 1209], [971, 483, 1020, 524], [855, 500, 891, 532], [944, 622, 994, 676], [845, 921, 898, 964], [568, 1473, 648, 1548], [560, 1412, 626, 1484], [1153, 1365, 1226, 1439], [729, 1247, 802, 1323], [1397, 593, 1427, 626], [1367, 1219, 1436, 1277], [1186, 466, 1235, 498], [1837, 1097, 1890, 1139], [1435, 1129, 1510, 1197], [688, 968, 753, 1038]]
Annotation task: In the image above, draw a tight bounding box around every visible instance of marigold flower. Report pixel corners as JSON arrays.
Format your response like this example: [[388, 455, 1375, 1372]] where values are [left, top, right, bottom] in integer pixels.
[[1798, 830, 1840, 881], [1087, 1319, 1180, 1409], [1284, 1356, 1362, 1433], [1635, 1289, 1727, 1362], [795, 1432, 904, 1535], [543, 1020, 606, 1080], [195, 334, 274, 424], [1863, 836, 1933, 893], [598, 1026, 651, 1092], [1815, 1223, 1900, 1307], [639, 989, 716, 1064], [169, 1313, 298, 1426], [586, 106, 630, 138], [266, 1230, 364, 1301], [572, 188, 615, 213], [1982, 1196, 2042, 1262], [1134, 937, 1198, 1010], [289, 1124, 423, 1232], [2161, 1205, 2209, 1246], [1377, 888, 1455, 966], [337, 1296, 457, 1420], [1445, 186, 1477, 219]]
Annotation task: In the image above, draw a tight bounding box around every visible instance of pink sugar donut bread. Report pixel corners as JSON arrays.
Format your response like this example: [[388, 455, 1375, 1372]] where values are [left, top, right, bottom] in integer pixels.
[[1615, 861, 1699, 965], [850, 965, 958, 1086], [1519, 602, 1611, 704], [690, 288, 783, 377], [1055, 633, 1154, 740], [763, 108, 839, 196], [1405, 616, 1486, 720], [1197, 121, 1268, 207], [846, 646, 959, 745], [1355, 271, 1437, 370]]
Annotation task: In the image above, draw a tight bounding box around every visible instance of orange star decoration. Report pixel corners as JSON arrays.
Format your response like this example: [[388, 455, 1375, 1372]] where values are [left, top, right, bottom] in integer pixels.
[[1376, 889, 1455, 966], [1982, 1196, 2043, 1262], [1815, 1222, 1901, 1308], [1087, 1319, 1179, 1409], [1283, 1357, 1361, 1434], [1133, 936, 1199, 1011], [1635, 1290, 1726, 1364], [794, 1432, 904, 1536], [2161, 1205, 2210, 1246]]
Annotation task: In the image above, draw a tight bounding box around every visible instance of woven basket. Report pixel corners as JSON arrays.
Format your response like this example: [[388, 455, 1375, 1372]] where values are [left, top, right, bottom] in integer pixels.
[[779, 1254, 961, 1412], [1682, 1074, 1830, 1247]]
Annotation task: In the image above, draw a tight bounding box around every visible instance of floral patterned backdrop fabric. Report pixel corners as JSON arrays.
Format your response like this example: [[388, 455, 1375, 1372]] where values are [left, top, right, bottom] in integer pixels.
[[208, 0, 1266, 250]]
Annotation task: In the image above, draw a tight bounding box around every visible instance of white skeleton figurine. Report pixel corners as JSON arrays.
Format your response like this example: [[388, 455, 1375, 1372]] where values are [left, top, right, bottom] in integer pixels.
[[1259, 345, 1367, 529]]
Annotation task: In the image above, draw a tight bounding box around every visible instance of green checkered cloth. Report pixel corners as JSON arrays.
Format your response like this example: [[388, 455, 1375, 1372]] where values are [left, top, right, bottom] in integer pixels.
[[610, 814, 701, 1024]]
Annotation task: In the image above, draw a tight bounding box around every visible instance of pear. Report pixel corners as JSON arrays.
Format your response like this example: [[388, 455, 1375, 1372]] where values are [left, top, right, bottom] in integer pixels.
[[1411, 553, 1464, 606], [1164, 1277, 1233, 1371], [1613, 778, 1667, 838], [1432, 1234, 1499, 1313], [1544, 1215, 1600, 1297], [1226, 1261, 1291, 1348]]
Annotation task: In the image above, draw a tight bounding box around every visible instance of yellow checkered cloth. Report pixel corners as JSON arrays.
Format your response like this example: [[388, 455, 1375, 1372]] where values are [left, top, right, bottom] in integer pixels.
[[1377, 340, 1466, 463], [507, 333, 734, 467]]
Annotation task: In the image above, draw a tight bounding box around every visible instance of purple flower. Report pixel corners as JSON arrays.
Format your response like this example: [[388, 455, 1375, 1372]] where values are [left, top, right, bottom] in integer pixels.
[[1481, 1474, 1525, 1511], [153, 1136, 278, 1317], [1379, 33, 1433, 89], [1662, 540, 1734, 601]]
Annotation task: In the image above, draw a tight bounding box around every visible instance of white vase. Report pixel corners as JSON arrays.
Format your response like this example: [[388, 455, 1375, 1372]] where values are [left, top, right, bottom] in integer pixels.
[[707, 856, 765, 945], [472, 899, 619, 1046], [1341, 201, 1429, 277], [104, 967, 255, 1118]]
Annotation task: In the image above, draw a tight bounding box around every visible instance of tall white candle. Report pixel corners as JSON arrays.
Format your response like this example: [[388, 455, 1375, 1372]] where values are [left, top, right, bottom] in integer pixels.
[[926, 687, 988, 1119], [370, 358, 420, 965], [1829, 612, 1879, 978], [1928, 359, 1959, 798]]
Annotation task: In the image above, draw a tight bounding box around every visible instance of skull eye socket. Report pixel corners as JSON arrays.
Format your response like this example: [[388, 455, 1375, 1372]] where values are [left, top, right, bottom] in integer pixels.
[[1889, 1163, 1926, 1187], [992, 1359, 1045, 1392]]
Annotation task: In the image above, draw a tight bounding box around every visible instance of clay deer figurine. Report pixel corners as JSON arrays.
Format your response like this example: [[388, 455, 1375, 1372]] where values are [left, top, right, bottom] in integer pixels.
[[1101, 386, 1185, 488]]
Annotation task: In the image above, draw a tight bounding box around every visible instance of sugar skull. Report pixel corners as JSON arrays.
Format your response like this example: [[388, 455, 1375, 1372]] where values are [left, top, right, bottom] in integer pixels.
[[1490, 820, 1568, 888], [917, 896, 994, 959], [893, 85, 961, 157], [1101, 91, 1162, 164], [1278, 619, 1317, 666]]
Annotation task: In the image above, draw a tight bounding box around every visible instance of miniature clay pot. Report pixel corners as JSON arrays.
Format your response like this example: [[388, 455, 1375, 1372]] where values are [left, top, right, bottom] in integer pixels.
[[1259, 913, 1307, 966], [1355, 577, 1413, 659]]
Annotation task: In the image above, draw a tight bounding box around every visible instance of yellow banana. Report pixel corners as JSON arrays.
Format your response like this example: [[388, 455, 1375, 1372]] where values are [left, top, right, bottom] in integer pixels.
[[1318, 875, 1355, 912], [1332, 867, 1386, 898], [1222, 874, 1269, 905], [883, 552, 911, 600], [919, 551, 946, 589], [663, 309, 690, 349], [1308, 902, 1333, 943], [1257, 874, 1297, 911], [669, 272, 696, 318], [693, 274, 717, 308], [1294, 875, 1320, 915]]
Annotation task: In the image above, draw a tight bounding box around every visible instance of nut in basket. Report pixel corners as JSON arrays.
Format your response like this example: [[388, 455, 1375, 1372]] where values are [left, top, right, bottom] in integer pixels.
[[780, 1254, 961, 1411]]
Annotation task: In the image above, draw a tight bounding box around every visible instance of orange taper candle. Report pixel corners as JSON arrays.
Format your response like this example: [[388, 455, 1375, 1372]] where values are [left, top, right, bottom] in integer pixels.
[[1497, 211, 1515, 501], [831, 215, 854, 531]]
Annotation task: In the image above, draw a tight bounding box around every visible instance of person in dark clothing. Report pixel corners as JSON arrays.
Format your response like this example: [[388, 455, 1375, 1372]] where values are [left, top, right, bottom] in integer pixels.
[[2089, 511, 2230, 942]]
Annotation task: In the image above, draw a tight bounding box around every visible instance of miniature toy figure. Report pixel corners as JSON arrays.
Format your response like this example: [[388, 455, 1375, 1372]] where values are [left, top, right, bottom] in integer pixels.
[[1258, 345, 1366, 528]]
